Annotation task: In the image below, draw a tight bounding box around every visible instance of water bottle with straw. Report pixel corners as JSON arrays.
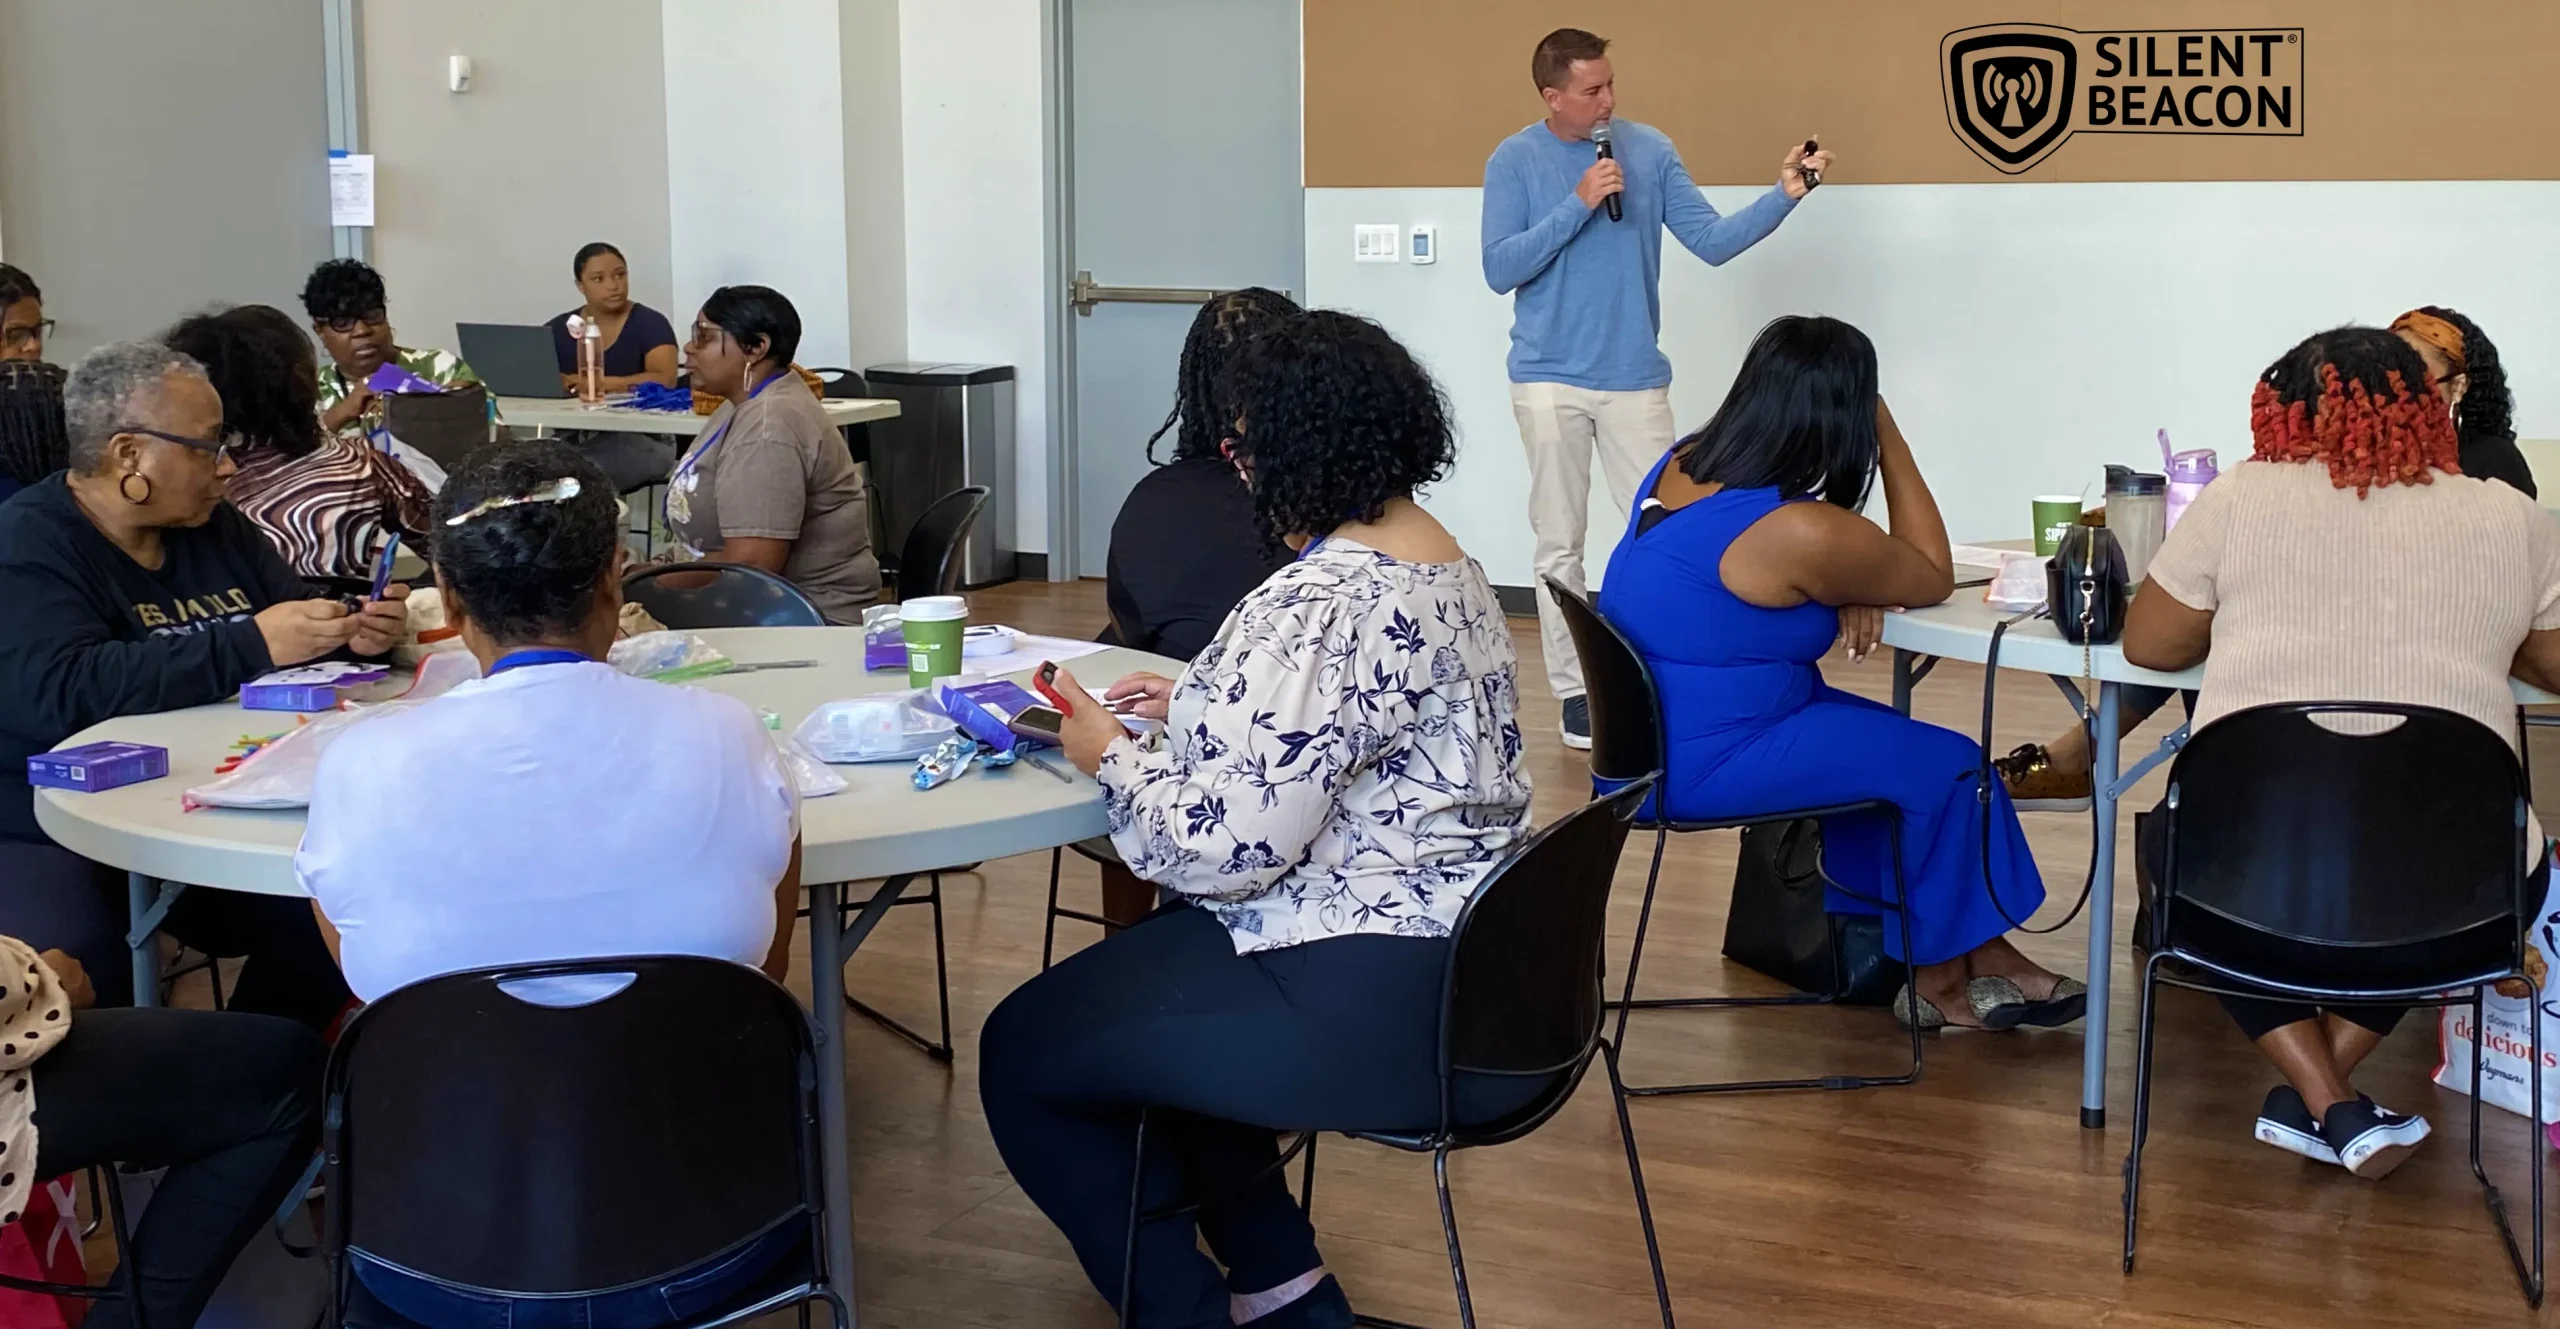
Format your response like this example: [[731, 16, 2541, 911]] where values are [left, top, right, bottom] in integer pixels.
[[2161, 428, 2218, 532]]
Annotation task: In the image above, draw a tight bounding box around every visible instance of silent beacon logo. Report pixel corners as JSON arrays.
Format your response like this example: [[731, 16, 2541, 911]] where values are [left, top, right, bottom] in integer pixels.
[[1942, 24, 2304, 175]]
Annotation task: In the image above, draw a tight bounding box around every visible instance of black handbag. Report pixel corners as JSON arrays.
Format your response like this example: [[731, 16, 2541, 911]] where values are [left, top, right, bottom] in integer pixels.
[[1720, 819, 1905, 1006]]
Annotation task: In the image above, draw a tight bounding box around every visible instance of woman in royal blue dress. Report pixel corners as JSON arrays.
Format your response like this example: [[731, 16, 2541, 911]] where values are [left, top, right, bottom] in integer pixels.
[[1601, 315, 2083, 1030]]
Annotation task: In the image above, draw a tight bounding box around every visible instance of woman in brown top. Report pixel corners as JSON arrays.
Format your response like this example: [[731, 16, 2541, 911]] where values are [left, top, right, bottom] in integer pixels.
[[2126, 326, 2560, 1180], [666, 286, 879, 623], [165, 304, 432, 591]]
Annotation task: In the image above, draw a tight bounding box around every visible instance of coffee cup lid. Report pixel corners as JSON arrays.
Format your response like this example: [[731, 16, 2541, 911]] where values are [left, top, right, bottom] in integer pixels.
[[900, 595, 968, 622]]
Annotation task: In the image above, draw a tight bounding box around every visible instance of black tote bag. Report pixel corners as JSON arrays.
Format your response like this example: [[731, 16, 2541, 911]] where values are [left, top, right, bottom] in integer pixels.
[[1719, 819, 1905, 1006]]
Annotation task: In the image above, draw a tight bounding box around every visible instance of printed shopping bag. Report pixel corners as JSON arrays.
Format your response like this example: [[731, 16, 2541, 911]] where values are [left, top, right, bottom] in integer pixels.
[[2435, 863, 2560, 1126], [0, 1176, 89, 1329]]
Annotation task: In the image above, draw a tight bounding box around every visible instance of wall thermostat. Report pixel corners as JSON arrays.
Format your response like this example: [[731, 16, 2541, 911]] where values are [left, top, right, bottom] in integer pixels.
[[1408, 224, 1439, 265]]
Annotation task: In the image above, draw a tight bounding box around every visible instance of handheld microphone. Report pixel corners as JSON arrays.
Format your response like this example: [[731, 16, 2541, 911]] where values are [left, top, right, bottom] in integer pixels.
[[1592, 120, 1621, 222]]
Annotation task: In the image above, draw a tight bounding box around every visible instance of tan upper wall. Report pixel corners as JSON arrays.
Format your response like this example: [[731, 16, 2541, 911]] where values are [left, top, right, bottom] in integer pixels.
[[1305, 0, 2560, 187]]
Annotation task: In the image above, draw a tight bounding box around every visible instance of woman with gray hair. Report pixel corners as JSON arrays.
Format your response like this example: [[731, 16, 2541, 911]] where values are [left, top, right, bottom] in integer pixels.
[[0, 340, 404, 1025]]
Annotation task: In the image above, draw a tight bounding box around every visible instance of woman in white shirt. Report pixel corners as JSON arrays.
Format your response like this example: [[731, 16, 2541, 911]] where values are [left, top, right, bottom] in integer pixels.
[[977, 311, 1532, 1329], [2125, 326, 2560, 1181], [298, 439, 802, 1329]]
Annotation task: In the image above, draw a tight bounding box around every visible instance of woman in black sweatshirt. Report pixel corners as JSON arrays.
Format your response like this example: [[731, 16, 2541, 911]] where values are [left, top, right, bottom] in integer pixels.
[[0, 341, 406, 1023]]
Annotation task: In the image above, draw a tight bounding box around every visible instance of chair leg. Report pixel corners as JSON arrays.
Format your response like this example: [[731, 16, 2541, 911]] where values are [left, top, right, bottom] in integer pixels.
[[1298, 1131, 1319, 1216], [842, 876, 956, 1062], [2477, 980, 2547, 1307], [1118, 1111, 1150, 1329], [1043, 847, 1064, 971], [1604, 1040, 1677, 1328], [104, 1162, 145, 1329], [1609, 826, 1671, 1054], [1433, 1149, 1477, 1329], [2121, 953, 2165, 1274]]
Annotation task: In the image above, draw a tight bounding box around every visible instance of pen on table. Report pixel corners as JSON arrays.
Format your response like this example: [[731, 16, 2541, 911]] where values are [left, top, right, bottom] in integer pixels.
[[1021, 750, 1076, 783]]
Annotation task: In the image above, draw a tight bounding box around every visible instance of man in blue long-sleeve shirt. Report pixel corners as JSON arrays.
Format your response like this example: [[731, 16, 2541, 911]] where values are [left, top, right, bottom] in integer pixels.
[[1484, 27, 1828, 747]]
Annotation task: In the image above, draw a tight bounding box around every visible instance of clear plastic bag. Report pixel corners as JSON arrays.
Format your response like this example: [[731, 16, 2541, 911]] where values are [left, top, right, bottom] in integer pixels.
[[793, 689, 958, 764], [757, 709, 848, 797], [608, 631, 730, 681], [182, 704, 418, 810]]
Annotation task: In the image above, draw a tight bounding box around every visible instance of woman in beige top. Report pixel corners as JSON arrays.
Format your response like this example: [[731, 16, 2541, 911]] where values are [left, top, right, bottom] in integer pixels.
[[666, 286, 881, 624], [2125, 325, 2560, 1180], [6, 938, 324, 1329]]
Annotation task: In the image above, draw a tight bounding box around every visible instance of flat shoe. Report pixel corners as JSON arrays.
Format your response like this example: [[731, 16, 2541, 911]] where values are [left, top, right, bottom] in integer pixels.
[[1895, 976, 2030, 1031], [2020, 976, 2089, 1028]]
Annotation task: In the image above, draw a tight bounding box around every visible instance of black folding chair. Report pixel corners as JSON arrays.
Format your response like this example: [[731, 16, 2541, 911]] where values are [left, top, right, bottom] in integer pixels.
[[623, 561, 827, 629], [323, 956, 847, 1329], [1117, 783, 1675, 1329], [888, 486, 989, 599], [2124, 702, 2542, 1305], [1545, 579, 1920, 1096]]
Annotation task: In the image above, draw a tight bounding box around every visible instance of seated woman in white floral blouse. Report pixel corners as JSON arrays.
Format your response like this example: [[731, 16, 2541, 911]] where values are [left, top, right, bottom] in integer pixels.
[[977, 310, 1533, 1329]]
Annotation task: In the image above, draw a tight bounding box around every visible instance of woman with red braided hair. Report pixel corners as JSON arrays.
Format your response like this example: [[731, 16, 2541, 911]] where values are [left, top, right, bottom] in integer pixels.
[[2125, 325, 2560, 1180]]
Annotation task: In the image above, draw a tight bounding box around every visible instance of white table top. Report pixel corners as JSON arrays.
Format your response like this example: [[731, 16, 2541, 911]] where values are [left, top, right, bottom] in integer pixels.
[[33, 627, 1162, 898], [1882, 593, 2557, 705], [496, 396, 900, 436]]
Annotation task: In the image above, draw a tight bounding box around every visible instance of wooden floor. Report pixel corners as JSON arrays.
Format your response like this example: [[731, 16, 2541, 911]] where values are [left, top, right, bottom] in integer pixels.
[[128, 578, 2558, 1327], [816, 578, 2560, 1329]]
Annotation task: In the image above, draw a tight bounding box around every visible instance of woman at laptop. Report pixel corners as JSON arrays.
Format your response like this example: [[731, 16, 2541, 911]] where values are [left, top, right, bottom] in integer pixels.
[[165, 305, 432, 591], [546, 242, 679, 394]]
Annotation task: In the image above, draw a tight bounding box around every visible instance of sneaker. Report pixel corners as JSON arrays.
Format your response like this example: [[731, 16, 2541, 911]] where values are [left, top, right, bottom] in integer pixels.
[[2320, 1095, 2431, 1179], [1561, 695, 1592, 751], [1991, 744, 2093, 812], [2253, 1085, 2340, 1165]]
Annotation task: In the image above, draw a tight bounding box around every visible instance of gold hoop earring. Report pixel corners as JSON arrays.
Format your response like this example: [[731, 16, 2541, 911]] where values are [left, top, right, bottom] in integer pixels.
[[118, 472, 152, 505]]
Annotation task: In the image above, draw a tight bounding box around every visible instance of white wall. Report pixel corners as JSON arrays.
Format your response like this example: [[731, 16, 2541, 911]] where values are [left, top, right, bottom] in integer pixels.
[[897, 0, 1052, 554], [366, 0, 673, 354], [662, 0, 855, 368], [1308, 182, 2560, 588], [840, 0, 909, 370]]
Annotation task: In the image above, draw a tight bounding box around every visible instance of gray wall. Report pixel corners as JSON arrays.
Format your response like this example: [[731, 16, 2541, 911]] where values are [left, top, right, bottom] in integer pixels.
[[0, 0, 333, 358], [365, 0, 674, 353]]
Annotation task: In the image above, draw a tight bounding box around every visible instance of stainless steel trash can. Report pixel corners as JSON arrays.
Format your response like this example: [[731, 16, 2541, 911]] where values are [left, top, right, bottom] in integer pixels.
[[863, 363, 1017, 589]]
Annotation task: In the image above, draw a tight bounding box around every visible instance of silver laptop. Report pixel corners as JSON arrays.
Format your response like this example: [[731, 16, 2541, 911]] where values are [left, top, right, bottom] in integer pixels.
[[455, 322, 568, 399]]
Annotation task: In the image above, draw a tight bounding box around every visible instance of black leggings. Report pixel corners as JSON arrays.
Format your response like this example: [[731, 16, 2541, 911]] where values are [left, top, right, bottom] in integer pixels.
[[33, 1007, 325, 1329], [0, 840, 350, 1030], [977, 906, 1541, 1329]]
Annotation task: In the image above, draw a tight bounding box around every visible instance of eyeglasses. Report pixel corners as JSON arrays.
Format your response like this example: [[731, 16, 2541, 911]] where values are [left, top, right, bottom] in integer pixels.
[[685, 325, 730, 351], [119, 425, 232, 464], [323, 309, 388, 335], [1, 320, 54, 351]]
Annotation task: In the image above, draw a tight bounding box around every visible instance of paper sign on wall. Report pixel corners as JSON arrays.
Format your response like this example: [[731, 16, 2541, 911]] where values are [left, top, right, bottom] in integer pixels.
[[328, 152, 375, 227]]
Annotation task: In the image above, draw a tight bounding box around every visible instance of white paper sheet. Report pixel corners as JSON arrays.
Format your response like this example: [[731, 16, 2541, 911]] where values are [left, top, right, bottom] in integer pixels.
[[328, 153, 375, 227], [963, 630, 1113, 680]]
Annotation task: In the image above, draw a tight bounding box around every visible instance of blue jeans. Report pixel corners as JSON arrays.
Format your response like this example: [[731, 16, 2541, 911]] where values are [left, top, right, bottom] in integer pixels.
[[352, 1223, 802, 1329]]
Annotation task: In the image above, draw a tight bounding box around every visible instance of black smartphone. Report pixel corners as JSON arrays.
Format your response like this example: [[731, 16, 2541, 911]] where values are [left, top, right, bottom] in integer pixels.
[[1800, 139, 1821, 191], [1007, 704, 1066, 744]]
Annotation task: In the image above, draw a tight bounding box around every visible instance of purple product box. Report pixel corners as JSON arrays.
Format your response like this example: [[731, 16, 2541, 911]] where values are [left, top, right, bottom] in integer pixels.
[[241, 664, 390, 712], [29, 742, 169, 793], [936, 680, 1050, 755]]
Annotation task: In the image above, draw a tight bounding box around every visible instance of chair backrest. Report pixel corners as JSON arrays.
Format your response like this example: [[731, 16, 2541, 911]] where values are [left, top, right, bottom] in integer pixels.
[[1440, 781, 1652, 1122], [2163, 702, 2528, 950], [324, 956, 819, 1296], [895, 486, 990, 599], [1542, 579, 1666, 784], [804, 367, 870, 400], [383, 384, 495, 472], [623, 561, 826, 629]]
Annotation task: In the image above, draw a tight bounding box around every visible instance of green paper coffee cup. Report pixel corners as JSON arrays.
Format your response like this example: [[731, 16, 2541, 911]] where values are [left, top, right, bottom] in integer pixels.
[[2032, 495, 2083, 557], [901, 595, 968, 687]]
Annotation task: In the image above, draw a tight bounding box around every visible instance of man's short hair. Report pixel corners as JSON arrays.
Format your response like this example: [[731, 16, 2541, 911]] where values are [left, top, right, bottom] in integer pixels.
[[1532, 28, 1610, 93]]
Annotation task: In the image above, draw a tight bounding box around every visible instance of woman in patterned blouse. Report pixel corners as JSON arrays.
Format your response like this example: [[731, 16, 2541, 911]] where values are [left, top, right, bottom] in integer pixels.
[[163, 305, 431, 590], [978, 311, 1533, 1329]]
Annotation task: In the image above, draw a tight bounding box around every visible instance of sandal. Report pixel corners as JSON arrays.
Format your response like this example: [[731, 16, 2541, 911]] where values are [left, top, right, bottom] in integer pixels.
[[2019, 976, 2089, 1028], [1895, 976, 2031, 1031]]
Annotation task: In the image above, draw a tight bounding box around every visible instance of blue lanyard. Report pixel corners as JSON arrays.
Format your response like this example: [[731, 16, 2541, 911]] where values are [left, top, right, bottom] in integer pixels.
[[670, 371, 787, 494], [486, 648, 588, 677], [1294, 535, 1328, 562]]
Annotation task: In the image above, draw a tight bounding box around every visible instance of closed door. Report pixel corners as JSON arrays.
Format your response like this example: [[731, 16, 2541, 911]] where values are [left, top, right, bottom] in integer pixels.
[[1064, 0, 1303, 577]]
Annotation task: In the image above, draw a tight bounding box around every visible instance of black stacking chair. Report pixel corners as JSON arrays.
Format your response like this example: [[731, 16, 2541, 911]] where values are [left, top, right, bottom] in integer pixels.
[[887, 486, 989, 599], [323, 957, 846, 1329], [1116, 783, 1674, 1329], [623, 562, 826, 630], [1545, 579, 1920, 1096], [2123, 702, 2542, 1305]]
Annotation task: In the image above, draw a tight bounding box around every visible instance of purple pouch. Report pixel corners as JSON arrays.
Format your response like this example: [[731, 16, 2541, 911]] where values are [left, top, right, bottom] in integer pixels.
[[366, 362, 442, 395]]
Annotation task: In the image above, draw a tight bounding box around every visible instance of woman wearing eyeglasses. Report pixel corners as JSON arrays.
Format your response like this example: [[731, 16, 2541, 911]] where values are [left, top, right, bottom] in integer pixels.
[[664, 286, 879, 623], [0, 264, 50, 366], [301, 259, 493, 443], [0, 341, 404, 1025]]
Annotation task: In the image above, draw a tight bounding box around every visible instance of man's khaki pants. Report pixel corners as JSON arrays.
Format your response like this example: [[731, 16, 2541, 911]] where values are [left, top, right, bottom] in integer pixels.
[[1510, 381, 1677, 700]]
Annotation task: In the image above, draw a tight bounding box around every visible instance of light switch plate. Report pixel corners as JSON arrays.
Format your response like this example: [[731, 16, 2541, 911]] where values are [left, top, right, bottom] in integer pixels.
[[1354, 224, 1401, 263]]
